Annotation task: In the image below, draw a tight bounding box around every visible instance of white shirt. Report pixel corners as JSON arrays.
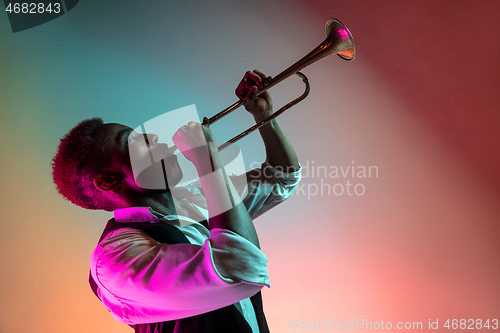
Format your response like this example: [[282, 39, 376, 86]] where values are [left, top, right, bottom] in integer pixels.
[[90, 161, 301, 330]]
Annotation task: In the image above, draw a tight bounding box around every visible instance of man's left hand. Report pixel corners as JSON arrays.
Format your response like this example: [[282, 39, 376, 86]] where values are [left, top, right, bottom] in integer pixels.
[[235, 70, 273, 118]]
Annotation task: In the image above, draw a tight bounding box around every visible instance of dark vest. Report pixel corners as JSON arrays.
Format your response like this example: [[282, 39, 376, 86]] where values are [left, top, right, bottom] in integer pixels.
[[89, 219, 270, 333]]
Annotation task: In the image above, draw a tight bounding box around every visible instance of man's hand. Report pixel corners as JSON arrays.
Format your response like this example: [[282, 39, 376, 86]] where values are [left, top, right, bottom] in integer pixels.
[[235, 70, 273, 118], [172, 119, 216, 171], [236, 71, 300, 172]]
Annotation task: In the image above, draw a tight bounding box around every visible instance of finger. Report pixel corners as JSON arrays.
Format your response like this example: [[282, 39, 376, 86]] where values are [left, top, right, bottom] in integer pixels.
[[171, 130, 181, 144], [253, 70, 267, 83], [236, 71, 265, 99], [244, 70, 262, 87], [202, 116, 210, 127], [242, 77, 256, 90], [236, 71, 258, 98], [235, 81, 247, 99], [244, 86, 258, 110], [247, 85, 259, 100], [254, 71, 274, 89], [237, 79, 258, 100]]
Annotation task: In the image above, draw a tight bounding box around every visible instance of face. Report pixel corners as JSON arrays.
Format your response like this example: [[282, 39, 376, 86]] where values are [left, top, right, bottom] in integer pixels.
[[93, 123, 183, 193]]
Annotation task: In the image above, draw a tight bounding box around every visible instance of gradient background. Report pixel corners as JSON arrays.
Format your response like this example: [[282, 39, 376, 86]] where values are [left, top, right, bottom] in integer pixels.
[[1, 1, 499, 332]]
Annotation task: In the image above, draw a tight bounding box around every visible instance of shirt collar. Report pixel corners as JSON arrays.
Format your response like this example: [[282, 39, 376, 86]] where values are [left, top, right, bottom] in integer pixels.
[[114, 207, 160, 223], [114, 206, 202, 227], [113, 184, 206, 226]]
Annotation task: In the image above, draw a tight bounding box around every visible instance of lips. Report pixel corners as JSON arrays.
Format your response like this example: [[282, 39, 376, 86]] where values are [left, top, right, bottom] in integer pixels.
[[149, 143, 175, 161]]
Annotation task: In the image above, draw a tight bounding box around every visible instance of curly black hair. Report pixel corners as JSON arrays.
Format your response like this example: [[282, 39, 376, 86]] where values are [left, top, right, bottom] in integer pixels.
[[52, 118, 114, 210]]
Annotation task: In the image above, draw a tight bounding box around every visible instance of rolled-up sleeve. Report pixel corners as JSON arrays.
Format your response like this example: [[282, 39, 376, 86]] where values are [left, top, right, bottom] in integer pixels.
[[231, 160, 302, 219], [90, 227, 269, 325]]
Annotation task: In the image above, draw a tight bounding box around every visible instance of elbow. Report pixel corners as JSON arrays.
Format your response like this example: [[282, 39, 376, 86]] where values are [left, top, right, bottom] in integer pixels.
[[209, 229, 270, 287]]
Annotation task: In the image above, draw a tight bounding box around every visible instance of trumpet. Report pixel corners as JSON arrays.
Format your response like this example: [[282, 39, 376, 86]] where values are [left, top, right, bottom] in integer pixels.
[[135, 19, 355, 189], [188, 18, 355, 151], [214, 18, 356, 150]]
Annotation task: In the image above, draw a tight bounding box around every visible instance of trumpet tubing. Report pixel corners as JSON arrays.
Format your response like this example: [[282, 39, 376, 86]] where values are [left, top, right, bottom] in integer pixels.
[[172, 18, 356, 152], [213, 18, 356, 150]]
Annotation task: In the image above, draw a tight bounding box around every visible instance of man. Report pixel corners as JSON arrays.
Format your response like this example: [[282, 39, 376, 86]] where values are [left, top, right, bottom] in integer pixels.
[[52, 70, 301, 332]]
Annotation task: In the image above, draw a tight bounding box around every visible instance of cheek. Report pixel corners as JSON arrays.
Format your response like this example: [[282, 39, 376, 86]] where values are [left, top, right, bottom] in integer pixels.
[[161, 156, 183, 186], [129, 155, 181, 190], [127, 144, 154, 176]]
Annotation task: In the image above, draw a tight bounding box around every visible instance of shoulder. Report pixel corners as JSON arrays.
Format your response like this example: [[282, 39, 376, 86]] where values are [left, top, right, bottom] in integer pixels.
[[91, 227, 160, 266]]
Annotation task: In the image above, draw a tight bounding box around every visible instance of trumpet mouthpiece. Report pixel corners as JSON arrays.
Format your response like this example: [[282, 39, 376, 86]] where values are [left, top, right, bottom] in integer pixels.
[[168, 145, 178, 154]]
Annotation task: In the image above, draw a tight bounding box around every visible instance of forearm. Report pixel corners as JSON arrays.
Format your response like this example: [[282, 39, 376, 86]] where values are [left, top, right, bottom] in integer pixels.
[[254, 110, 300, 172], [195, 143, 260, 249]]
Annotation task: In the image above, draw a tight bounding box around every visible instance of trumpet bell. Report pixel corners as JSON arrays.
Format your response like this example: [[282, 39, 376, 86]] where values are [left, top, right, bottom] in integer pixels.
[[325, 18, 356, 61]]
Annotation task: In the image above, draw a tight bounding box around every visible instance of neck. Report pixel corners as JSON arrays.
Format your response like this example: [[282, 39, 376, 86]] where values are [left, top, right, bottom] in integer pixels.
[[122, 191, 179, 216], [150, 193, 178, 216]]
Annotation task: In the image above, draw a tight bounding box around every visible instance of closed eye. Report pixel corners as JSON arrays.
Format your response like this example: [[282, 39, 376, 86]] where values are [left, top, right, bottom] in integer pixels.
[[126, 130, 143, 147], [127, 136, 136, 146]]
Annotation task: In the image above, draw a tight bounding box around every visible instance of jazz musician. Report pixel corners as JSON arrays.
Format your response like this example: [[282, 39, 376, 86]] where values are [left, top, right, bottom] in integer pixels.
[[52, 70, 301, 333]]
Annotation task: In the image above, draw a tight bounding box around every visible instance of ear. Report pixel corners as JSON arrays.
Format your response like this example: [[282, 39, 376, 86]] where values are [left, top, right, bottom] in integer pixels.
[[93, 173, 123, 192]]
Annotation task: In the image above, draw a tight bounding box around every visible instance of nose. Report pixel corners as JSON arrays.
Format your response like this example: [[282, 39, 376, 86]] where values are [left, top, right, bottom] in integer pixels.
[[143, 133, 159, 145]]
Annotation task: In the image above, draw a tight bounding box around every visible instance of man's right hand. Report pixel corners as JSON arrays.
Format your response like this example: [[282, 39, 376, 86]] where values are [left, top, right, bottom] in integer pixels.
[[172, 119, 217, 173]]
